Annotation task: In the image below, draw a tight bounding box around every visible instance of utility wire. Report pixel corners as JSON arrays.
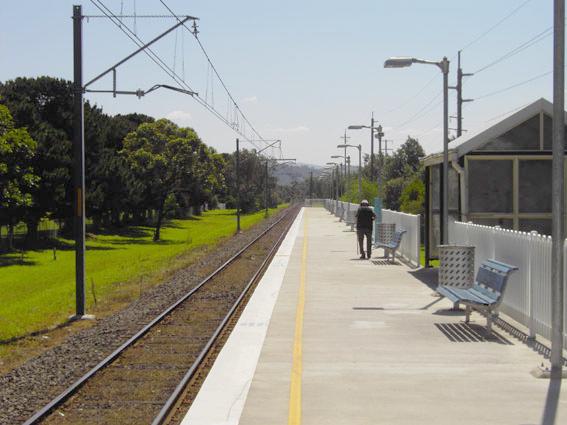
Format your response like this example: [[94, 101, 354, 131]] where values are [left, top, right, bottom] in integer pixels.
[[473, 26, 553, 75], [159, 0, 267, 146], [484, 102, 532, 122], [89, 0, 262, 148], [381, 1, 532, 120], [395, 91, 443, 128], [475, 70, 552, 100], [382, 72, 440, 116], [460, 0, 534, 52]]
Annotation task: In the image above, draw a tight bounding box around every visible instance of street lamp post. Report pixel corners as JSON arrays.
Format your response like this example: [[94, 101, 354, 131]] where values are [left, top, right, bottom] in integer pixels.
[[337, 144, 362, 201], [384, 56, 450, 244], [326, 162, 340, 212], [348, 122, 384, 223], [331, 154, 349, 195]]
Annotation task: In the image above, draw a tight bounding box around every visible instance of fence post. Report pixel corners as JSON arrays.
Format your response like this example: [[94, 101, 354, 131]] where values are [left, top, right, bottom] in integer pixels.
[[416, 214, 421, 267], [528, 230, 538, 340], [492, 225, 501, 259]]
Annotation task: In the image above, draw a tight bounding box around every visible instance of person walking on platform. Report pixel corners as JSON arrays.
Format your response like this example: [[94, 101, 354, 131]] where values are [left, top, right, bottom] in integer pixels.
[[355, 199, 376, 259]]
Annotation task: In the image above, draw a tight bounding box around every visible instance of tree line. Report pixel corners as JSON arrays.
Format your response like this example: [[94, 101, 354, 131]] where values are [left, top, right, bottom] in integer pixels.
[[314, 136, 426, 215], [0, 76, 279, 248]]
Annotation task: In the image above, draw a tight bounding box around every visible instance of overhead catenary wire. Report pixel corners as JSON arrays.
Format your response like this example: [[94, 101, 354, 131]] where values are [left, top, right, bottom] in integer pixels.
[[89, 0, 264, 148], [159, 0, 268, 146]]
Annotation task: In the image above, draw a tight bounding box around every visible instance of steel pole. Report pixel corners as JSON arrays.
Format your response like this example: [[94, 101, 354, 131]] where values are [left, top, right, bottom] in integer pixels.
[[358, 145, 362, 200], [344, 130, 348, 194], [457, 52, 463, 138], [370, 115, 375, 180], [442, 57, 450, 245], [377, 126, 383, 196], [551, 0, 565, 376], [236, 138, 241, 232], [339, 163, 343, 197], [264, 160, 269, 217], [347, 156, 351, 196], [335, 167, 339, 212], [73, 5, 86, 317], [309, 171, 313, 199]]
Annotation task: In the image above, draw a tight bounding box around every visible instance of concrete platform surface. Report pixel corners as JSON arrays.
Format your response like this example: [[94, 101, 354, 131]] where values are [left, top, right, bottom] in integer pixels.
[[188, 207, 567, 425]]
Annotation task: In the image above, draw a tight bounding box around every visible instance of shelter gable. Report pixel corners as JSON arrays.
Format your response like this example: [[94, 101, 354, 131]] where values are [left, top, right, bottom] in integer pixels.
[[478, 114, 540, 151]]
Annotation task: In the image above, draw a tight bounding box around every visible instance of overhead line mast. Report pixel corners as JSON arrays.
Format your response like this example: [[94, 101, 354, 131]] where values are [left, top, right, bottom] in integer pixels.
[[449, 51, 474, 138]]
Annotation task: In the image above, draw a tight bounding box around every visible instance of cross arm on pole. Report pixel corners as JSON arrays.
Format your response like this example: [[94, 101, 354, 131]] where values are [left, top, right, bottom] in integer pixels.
[[83, 15, 195, 90]]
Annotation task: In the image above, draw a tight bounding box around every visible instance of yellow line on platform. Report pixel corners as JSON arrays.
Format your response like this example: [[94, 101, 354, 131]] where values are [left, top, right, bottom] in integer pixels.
[[288, 213, 308, 425]]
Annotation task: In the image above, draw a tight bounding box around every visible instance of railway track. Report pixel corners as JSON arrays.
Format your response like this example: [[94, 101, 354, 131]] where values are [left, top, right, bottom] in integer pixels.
[[23, 205, 300, 425]]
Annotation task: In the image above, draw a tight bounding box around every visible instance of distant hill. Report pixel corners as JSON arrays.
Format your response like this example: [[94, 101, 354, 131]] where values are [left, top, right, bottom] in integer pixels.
[[271, 163, 323, 186]]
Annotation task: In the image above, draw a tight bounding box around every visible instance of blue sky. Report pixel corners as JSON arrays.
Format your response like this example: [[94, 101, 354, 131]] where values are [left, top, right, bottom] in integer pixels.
[[0, 0, 554, 165]]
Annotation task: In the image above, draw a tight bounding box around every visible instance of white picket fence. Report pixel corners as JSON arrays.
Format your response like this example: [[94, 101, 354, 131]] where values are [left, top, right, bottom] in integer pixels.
[[382, 209, 421, 267], [450, 221, 567, 346], [321, 199, 421, 267]]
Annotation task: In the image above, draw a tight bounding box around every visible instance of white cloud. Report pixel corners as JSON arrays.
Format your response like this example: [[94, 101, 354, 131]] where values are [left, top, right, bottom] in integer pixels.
[[271, 125, 310, 133], [165, 110, 192, 125], [242, 96, 258, 104]]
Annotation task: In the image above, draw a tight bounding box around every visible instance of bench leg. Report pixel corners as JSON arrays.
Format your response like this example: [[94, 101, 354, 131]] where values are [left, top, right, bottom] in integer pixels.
[[465, 305, 472, 323], [391, 250, 396, 263], [486, 312, 496, 333]]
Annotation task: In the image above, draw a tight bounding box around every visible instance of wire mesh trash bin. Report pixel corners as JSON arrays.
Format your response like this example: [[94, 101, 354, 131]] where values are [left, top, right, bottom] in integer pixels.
[[438, 245, 475, 288], [375, 223, 396, 245]]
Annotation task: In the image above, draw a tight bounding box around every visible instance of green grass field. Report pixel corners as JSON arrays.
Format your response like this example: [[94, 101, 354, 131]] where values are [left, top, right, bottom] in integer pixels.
[[420, 245, 439, 267], [0, 206, 286, 341]]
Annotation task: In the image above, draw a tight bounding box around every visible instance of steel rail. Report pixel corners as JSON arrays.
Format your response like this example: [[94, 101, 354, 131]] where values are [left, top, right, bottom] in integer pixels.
[[23, 206, 298, 425], [152, 205, 298, 424]]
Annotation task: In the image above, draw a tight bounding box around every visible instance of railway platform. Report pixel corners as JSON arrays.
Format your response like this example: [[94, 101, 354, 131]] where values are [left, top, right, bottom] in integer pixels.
[[182, 207, 567, 425]]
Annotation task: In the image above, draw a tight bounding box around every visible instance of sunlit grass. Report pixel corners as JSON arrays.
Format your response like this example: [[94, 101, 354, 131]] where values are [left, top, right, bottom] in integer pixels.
[[0, 206, 287, 341], [420, 244, 439, 268]]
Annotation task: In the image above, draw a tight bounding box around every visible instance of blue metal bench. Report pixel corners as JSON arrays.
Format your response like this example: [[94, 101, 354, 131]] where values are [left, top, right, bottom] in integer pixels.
[[375, 230, 406, 262], [436, 259, 518, 332]]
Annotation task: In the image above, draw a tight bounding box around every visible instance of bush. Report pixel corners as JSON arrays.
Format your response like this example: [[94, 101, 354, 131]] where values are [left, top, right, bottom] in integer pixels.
[[400, 176, 425, 215]]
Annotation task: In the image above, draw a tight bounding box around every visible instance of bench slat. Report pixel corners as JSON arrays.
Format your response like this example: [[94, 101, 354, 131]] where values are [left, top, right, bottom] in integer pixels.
[[467, 286, 499, 304], [476, 267, 507, 294], [436, 258, 518, 332], [438, 286, 496, 305], [484, 259, 518, 274], [470, 284, 499, 303]]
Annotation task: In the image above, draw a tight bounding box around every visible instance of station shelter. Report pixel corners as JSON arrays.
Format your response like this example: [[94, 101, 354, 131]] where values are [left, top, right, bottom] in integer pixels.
[[422, 98, 567, 264]]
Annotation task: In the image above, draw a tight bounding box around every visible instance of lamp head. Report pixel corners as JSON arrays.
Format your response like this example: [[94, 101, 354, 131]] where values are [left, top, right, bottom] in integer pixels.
[[348, 125, 365, 130], [384, 57, 414, 68], [337, 144, 349, 148]]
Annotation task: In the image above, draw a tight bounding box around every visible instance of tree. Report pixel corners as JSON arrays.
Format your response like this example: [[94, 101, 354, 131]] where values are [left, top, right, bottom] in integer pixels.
[[399, 176, 425, 215], [121, 119, 206, 241], [85, 110, 154, 227], [0, 77, 74, 238], [220, 149, 268, 213], [383, 136, 425, 181], [0, 105, 39, 249], [382, 177, 405, 211]]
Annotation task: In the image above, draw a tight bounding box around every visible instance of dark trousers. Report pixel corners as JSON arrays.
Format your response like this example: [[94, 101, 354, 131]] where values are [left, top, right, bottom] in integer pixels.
[[357, 228, 372, 257]]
